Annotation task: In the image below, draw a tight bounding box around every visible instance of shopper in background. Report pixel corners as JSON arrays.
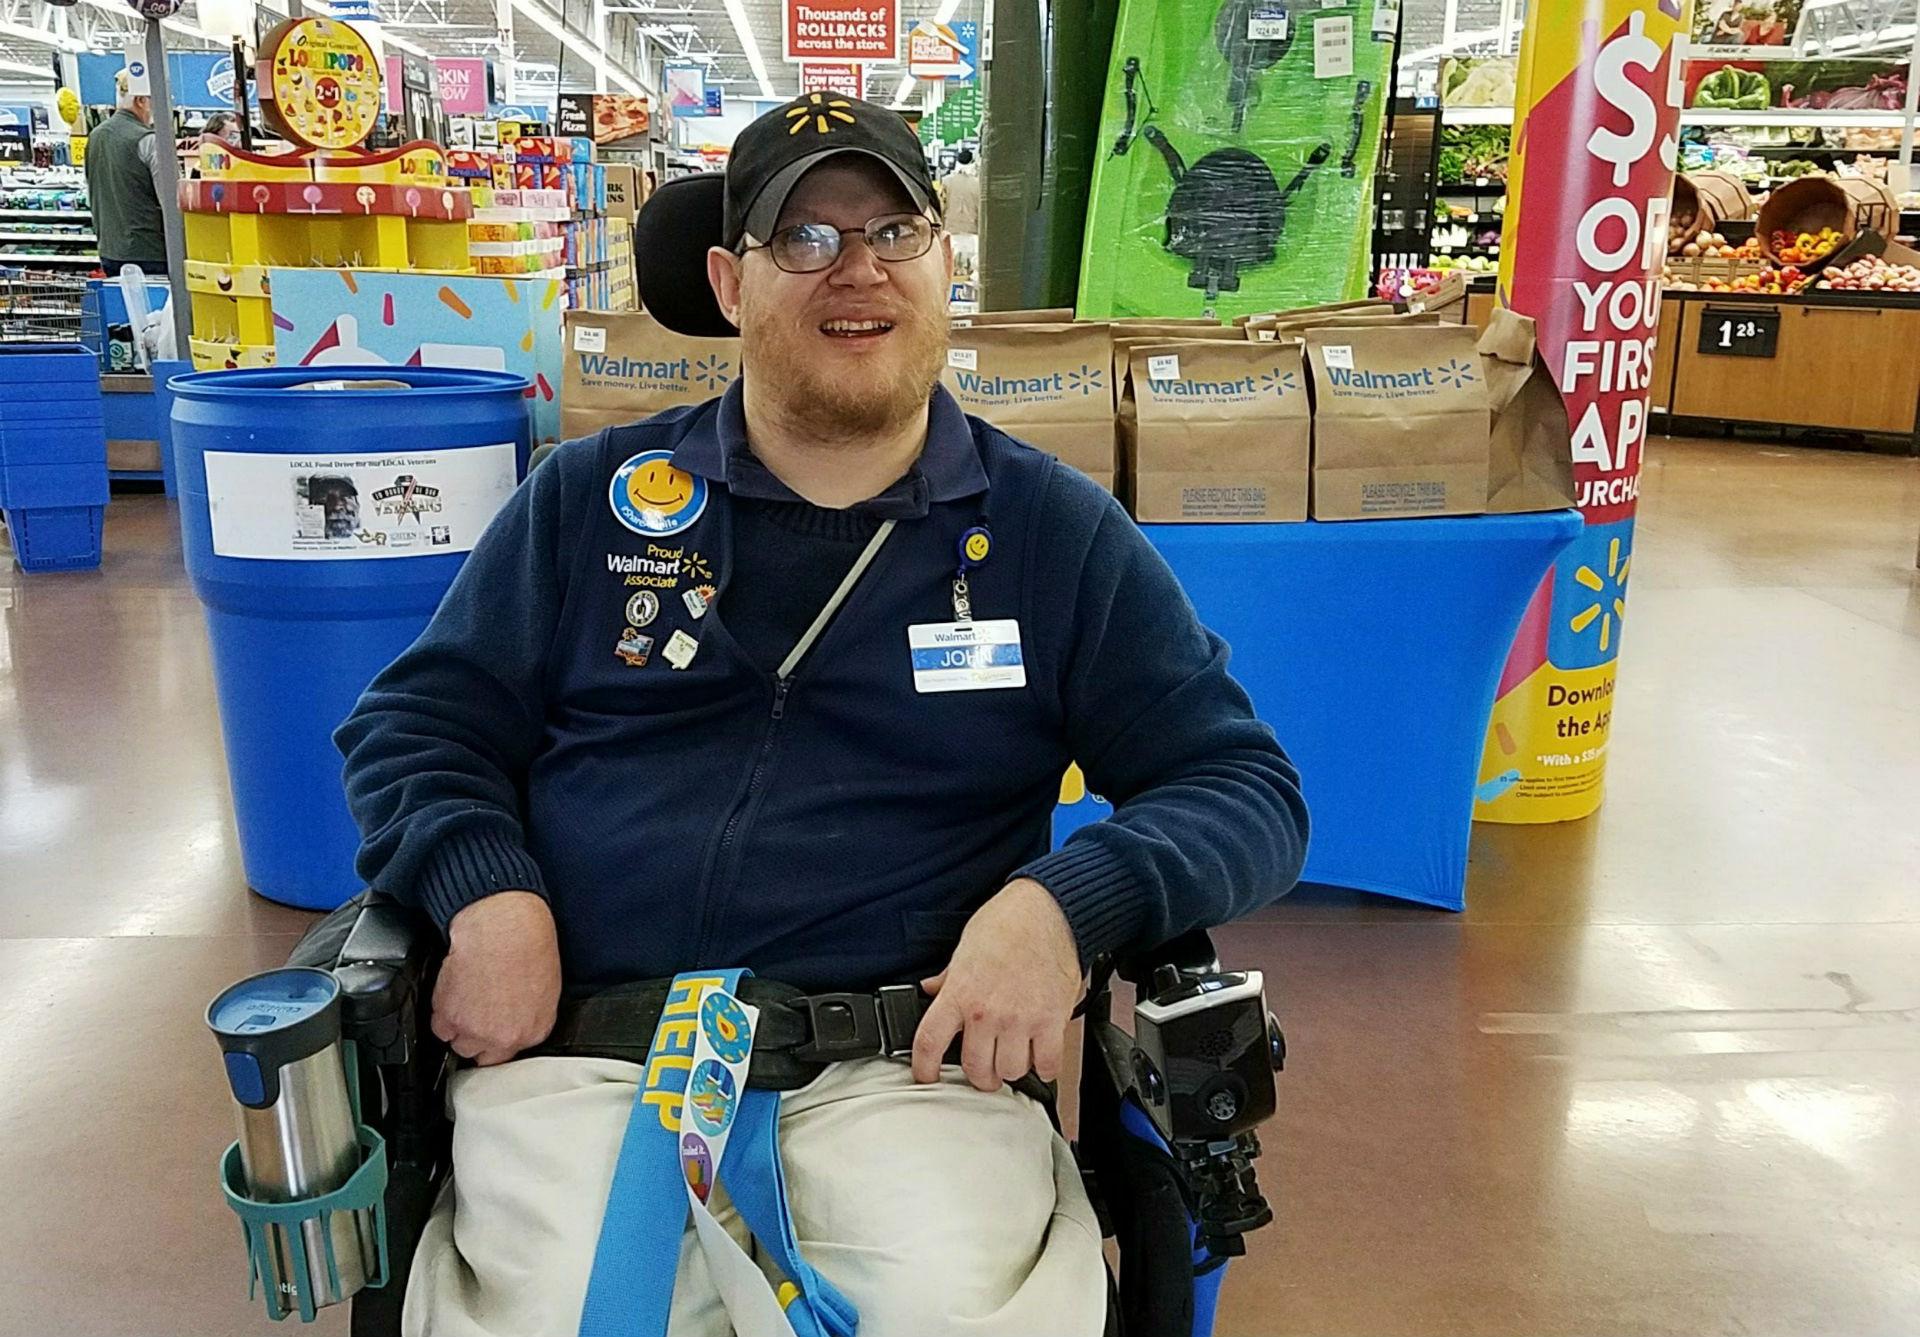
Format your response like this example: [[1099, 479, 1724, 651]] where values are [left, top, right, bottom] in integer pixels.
[[198, 111, 238, 145], [85, 71, 169, 277], [939, 145, 980, 236], [338, 93, 1307, 1337]]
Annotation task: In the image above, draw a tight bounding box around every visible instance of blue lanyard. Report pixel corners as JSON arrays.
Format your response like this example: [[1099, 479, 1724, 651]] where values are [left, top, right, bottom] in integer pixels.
[[577, 970, 858, 1337]]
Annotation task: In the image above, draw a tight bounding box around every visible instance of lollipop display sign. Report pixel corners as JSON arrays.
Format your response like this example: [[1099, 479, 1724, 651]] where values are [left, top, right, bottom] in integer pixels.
[[258, 17, 381, 150]]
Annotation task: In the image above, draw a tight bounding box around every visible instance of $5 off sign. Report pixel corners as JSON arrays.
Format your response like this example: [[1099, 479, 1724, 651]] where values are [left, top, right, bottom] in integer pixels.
[[1499, 6, 1687, 525]]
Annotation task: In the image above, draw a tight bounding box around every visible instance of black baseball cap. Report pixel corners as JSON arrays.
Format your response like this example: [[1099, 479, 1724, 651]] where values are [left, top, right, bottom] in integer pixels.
[[723, 93, 937, 249]]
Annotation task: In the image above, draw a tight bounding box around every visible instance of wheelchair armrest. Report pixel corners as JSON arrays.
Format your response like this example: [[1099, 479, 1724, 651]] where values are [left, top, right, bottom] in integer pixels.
[[1114, 929, 1221, 993], [287, 891, 444, 1068]]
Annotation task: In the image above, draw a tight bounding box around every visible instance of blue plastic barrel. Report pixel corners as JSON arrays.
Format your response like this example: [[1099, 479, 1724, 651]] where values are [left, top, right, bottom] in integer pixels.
[[170, 366, 531, 909]]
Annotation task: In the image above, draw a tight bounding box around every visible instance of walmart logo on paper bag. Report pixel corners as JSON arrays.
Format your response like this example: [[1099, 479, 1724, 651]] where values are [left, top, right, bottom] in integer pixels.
[[1148, 369, 1301, 401], [1324, 358, 1477, 397], [952, 363, 1106, 403], [579, 353, 737, 396]]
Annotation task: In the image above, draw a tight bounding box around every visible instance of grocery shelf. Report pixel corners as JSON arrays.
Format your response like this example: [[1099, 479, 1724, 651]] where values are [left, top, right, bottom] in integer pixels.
[[1444, 107, 1913, 128], [0, 208, 90, 219], [0, 253, 100, 265], [1683, 109, 1909, 127], [0, 231, 97, 242]]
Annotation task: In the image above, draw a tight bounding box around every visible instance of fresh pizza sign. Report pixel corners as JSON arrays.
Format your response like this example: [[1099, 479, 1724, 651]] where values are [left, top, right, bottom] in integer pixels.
[[784, 0, 898, 63]]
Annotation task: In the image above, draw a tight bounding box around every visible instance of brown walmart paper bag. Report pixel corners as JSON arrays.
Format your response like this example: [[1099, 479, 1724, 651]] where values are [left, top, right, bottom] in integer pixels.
[[1110, 324, 1250, 391], [942, 322, 1117, 489], [1306, 325, 1490, 520], [1478, 308, 1577, 514], [1124, 341, 1310, 523], [949, 307, 1075, 327], [562, 311, 740, 437]]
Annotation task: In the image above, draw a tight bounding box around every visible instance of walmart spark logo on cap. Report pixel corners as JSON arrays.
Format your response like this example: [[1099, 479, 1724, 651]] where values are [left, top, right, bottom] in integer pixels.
[[785, 93, 857, 136]]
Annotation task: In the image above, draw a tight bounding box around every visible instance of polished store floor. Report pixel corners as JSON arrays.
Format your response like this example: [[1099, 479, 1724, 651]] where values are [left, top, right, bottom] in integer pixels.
[[1, 434, 1916, 1336]]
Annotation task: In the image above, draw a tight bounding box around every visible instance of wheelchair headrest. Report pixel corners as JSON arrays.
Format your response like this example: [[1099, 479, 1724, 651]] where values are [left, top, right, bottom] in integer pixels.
[[633, 173, 739, 339]]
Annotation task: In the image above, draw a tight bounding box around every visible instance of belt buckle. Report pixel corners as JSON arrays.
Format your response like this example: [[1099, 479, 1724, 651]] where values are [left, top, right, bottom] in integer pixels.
[[794, 992, 883, 1063], [875, 984, 923, 1061]]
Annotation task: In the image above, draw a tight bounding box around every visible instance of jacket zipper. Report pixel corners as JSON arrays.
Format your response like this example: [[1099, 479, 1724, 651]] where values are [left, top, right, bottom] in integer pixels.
[[694, 677, 790, 960], [689, 521, 895, 964]]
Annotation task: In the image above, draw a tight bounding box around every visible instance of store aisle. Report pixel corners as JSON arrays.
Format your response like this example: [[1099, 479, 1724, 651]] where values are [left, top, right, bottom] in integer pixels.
[[1, 437, 1915, 1337]]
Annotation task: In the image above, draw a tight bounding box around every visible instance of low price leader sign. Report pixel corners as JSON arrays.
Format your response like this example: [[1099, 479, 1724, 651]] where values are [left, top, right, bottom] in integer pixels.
[[785, 0, 899, 63]]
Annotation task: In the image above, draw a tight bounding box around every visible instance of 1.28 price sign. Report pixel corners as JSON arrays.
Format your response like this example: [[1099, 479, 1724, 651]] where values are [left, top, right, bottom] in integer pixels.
[[1697, 306, 1781, 357]]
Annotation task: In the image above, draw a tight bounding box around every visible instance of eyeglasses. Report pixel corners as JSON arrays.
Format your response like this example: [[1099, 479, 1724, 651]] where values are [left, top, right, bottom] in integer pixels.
[[742, 212, 940, 274]]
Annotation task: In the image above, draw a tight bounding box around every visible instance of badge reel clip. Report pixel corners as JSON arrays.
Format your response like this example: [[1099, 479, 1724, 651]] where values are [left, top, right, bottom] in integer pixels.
[[952, 524, 991, 623]]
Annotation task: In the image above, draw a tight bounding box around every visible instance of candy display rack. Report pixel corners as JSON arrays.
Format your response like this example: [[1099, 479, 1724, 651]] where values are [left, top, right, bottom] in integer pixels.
[[176, 16, 472, 369]]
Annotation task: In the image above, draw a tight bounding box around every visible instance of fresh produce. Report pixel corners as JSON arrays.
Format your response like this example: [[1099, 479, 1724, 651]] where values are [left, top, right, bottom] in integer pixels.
[[1440, 57, 1518, 109], [1774, 159, 1821, 178], [1665, 228, 1758, 259], [1781, 72, 1907, 111], [1694, 65, 1771, 110], [1771, 227, 1843, 264], [1436, 125, 1510, 185], [1816, 255, 1920, 292], [1728, 266, 1809, 294]]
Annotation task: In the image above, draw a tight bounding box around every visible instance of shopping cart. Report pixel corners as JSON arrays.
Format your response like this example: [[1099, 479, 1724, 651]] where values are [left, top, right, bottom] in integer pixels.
[[0, 273, 99, 348]]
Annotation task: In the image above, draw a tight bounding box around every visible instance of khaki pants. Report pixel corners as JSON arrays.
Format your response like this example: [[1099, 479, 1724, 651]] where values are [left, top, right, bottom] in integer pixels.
[[404, 1056, 1107, 1336]]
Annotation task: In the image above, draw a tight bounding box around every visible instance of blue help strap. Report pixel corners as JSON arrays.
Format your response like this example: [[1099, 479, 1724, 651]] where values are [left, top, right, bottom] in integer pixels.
[[576, 970, 858, 1337]]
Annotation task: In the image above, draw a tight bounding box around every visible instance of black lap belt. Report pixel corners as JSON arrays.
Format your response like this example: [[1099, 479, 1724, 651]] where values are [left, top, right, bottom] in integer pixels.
[[530, 978, 951, 1091]]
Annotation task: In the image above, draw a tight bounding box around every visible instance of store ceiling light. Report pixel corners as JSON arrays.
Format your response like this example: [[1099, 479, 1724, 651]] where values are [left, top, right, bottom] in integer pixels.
[[197, 0, 256, 39], [74, 0, 208, 45], [720, 0, 773, 99], [0, 21, 89, 53], [509, 0, 647, 96]]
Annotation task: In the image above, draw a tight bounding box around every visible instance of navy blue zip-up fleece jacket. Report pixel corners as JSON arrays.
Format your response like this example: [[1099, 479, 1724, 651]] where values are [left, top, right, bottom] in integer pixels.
[[335, 383, 1308, 996]]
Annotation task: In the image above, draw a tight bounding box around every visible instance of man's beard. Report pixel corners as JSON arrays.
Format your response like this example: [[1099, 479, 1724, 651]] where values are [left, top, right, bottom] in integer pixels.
[[737, 286, 947, 438]]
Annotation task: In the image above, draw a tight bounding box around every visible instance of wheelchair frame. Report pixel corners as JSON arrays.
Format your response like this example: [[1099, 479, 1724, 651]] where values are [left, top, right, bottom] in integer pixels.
[[280, 893, 1275, 1337]]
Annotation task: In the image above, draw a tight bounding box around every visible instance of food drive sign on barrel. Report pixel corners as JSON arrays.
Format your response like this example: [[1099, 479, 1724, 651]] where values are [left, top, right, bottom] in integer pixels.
[[784, 0, 898, 64], [1476, 0, 1691, 824]]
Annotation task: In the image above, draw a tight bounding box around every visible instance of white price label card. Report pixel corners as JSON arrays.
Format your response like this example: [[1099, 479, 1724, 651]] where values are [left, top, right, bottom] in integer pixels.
[[1248, 6, 1288, 40], [1372, 0, 1400, 38], [947, 347, 979, 370], [1315, 16, 1354, 77], [573, 325, 607, 352], [1147, 354, 1182, 381], [1323, 344, 1355, 369]]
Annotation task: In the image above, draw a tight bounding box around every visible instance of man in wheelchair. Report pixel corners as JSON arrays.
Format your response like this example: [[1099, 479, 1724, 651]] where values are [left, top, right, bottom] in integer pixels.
[[328, 94, 1309, 1337]]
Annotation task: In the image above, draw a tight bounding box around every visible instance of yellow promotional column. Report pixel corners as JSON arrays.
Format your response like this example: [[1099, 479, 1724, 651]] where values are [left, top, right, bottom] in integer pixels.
[[1475, 0, 1693, 823]]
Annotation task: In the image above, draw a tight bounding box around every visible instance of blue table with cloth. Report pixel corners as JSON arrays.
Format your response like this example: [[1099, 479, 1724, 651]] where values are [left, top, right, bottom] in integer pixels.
[[1054, 511, 1583, 911]]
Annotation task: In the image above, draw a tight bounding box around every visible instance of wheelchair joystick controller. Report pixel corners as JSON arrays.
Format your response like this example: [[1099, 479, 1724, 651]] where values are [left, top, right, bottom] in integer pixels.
[[1131, 965, 1285, 1256], [208, 968, 383, 1319]]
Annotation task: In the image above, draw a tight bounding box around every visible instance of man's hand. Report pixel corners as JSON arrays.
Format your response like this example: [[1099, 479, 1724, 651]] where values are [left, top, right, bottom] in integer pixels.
[[432, 891, 562, 1067], [913, 878, 1083, 1092]]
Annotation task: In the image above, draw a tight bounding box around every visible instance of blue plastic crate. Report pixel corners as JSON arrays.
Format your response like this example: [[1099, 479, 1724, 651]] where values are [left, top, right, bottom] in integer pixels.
[[0, 343, 98, 392], [0, 420, 109, 470], [0, 459, 109, 509], [2, 504, 104, 572]]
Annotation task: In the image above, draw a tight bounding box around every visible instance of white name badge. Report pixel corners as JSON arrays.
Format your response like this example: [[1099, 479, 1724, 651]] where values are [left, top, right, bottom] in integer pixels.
[[908, 620, 1027, 694]]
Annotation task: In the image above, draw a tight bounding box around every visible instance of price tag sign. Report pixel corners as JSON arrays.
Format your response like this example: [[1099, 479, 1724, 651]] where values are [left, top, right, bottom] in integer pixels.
[[1697, 306, 1780, 358], [1248, 5, 1289, 40], [1314, 16, 1354, 78]]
